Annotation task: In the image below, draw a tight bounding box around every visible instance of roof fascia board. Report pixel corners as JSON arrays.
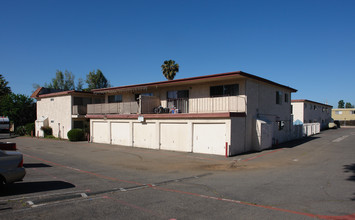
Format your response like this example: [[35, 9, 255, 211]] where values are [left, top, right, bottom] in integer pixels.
[[92, 71, 297, 94]]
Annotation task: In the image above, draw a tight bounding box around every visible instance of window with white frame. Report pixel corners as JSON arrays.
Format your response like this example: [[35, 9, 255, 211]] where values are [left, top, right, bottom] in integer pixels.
[[335, 111, 343, 115]]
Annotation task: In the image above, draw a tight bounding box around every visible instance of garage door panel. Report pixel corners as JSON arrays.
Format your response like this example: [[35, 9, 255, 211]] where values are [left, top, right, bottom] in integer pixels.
[[111, 122, 130, 146], [193, 123, 226, 155], [160, 123, 190, 152], [133, 123, 157, 149], [92, 122, 110, 144]]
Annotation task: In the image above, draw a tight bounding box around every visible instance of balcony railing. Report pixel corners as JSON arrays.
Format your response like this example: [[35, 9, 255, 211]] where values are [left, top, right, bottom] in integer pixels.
[[189, 95, 246, 113], [86, 95, 246, 115], [87, 102, 139, 115], [72, 105, 87, 115]]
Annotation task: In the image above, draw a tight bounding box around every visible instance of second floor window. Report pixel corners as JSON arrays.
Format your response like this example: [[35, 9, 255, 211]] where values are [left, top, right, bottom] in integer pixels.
[[108, 95, 122, 103], [167, 90, 189, 99], [135, 93, 153, 101], [210, 84, 239, 97], [276, 91, 283, 104]]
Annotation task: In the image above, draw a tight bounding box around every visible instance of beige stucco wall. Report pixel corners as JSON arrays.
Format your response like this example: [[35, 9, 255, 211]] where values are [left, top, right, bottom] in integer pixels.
[[245, 79, 293, 150], [36, 95, 72, 139]]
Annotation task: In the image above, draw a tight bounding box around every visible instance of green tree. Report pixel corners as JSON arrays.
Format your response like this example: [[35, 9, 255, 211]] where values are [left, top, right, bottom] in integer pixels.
[[76, 78, 84, 91], [0, 93, 36, 126], [338, 100, 345, 108], [0, 74, 11, 97], [44, 70, 75, 90], [86, 69, 110, 89], [345, 102, 354, 108], [64, 70, 75, 90], [161, 60, 179, 80]]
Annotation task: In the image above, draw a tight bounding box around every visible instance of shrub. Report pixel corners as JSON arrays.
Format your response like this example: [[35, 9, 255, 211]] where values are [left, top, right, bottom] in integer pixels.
[[45, 135, 57, 139], [41, 126, 53, 137], [67, 129, 85, 141], [15, 126, 26, 136], [25, 123, 35, 135]]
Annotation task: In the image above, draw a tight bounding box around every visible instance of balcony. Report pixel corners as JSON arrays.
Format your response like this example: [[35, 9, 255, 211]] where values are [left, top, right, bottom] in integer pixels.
[[72, 105, 87, 115], [87, 102, 139, 115], [189, 95, 246, 113], [86, 95, 246, 115]]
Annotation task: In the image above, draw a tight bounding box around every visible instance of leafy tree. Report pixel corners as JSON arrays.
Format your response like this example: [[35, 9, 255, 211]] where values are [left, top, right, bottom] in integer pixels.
[[161, 60, 179, 80], [0, 93, 36, 127], [338, 100, 345, 108], [345, 102, 354, 108], [76, 78, 84, 91], [86, 69, 110, 89], [44, 70, 75, 90], [0, 74, 11, 97], [64, 70, 75, 90]]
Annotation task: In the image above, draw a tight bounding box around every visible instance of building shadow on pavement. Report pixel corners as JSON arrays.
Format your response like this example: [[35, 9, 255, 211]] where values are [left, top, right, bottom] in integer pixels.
[[273, 136, 320, 149], [0, 181, 75, 197]]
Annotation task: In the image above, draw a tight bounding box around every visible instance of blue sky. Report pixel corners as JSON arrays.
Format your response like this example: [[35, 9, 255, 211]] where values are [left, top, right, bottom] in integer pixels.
[[1, 0, 354, 107]]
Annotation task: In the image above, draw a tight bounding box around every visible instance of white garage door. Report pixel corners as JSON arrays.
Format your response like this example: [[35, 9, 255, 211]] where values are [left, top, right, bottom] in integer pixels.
[[111, 122, 130, 146], [133, 123, 157, 149], [160, 123, 190, 152], [92, 121, 110, 144], [193, 123, 226, 155]]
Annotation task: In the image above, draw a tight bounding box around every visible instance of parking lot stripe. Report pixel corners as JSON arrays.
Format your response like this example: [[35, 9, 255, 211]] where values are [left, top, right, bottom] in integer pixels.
[[151, 185, 355, 220], [241, 148, 284, 162], [23, 153, 355, 219], [332, 135, 349, 142]]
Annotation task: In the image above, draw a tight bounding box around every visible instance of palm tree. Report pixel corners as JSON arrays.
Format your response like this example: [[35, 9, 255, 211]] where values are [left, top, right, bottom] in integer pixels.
[[161, 60, 179, 80]]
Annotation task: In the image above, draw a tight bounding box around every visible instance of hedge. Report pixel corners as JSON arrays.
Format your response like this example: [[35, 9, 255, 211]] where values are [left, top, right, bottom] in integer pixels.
[[67, 129, 85, 141]]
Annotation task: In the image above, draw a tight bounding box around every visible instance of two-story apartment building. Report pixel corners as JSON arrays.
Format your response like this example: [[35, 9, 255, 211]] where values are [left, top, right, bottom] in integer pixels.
[[32, 71, 297, 156], [291, 99, 333, 130], [86, 71, 297, 156]]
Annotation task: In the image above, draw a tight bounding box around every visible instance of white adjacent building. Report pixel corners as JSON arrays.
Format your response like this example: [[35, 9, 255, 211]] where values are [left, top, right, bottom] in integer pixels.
[[291, 99, 332, 130]]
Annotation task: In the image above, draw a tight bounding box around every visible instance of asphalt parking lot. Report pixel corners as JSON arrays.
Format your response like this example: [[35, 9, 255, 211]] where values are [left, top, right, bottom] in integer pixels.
[[0, 128, 354, 219]]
